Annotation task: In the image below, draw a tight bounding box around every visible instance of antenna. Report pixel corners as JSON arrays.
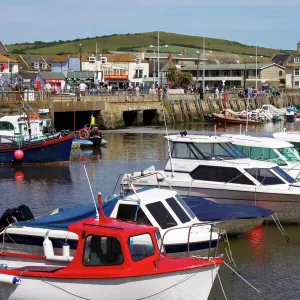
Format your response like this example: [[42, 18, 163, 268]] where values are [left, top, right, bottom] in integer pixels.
[[83, 163, 100, 220], [160, 94, 174, 176]]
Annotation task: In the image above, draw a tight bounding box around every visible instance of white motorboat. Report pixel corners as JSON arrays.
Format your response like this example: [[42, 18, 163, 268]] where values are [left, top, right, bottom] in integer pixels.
[[0, 189, 219, 258], [121, 133, 300, 223], [222, 134, 300, 179]]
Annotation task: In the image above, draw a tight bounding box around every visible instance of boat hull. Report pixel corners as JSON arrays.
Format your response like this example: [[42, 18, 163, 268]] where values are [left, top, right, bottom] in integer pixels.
[[0, 135, 73, 165], [213, 114, 260, 125], [0, 265, 219, 300]]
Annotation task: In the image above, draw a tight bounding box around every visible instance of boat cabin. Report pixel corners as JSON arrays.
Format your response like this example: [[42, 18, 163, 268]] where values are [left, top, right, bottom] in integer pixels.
[[273, 132, 300, 153], [223, 134, 300, 178], [166, 134, 247, 161]]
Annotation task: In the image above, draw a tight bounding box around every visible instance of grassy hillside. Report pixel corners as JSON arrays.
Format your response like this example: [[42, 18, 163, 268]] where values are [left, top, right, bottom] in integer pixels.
[[6, 31, 292, 58]]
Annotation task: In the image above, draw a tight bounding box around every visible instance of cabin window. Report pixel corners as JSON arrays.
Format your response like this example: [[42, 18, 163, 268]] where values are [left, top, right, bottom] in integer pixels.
[[165, 197, 190, 223], [175, 194, 196, 219], [0, 121, 14, 131], [146, 202, 178, 229], [271, 166, 297, 184], [277, 147, 300, 162], [83, 235, 123, 266], [236, 146, 286, 166], [190, 166, 255, 185], [245, 168, 286, 185], [116, 204, 151, 225], [171, 142, 200, 159], [128, 233, 155, 262]]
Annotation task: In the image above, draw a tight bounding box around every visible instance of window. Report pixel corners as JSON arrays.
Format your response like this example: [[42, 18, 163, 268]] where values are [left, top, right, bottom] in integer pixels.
[[279, 71, 283, 76], [295, 81, 300, 88], [42, 63, 47, 69], [190, 165, 254, 185], [245, 168, 284, 185], [165, 197, 190, 224], [101, 57, 108, 64], [83, 235, 123, 266], [146, 202, 178, 229], [0, 121, 14, 131], [295, 68, 300, 76], [33, 62, 39, 69], [232, 70, 241, 77], [116, 204, 151, 225], [171, 142, 199, 159], [276, 147, 300, 162], [88, 56, 96, 63], [128, 234, 155, 262], [134, 69, 143, 78], [236, 146, 286, 166], [294, 57, 300, 63], [175, 194, 196, 219], [271, 166, 296, 184]]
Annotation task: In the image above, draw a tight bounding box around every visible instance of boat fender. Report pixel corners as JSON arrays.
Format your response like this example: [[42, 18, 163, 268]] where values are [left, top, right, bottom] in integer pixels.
[[0, 274, 20, 285], [63, 242, 70, 257], [43, 236, 54, 257]]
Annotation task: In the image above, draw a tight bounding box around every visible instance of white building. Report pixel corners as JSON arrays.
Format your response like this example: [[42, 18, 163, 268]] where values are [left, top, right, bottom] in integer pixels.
[[0, 55, 19, 74]]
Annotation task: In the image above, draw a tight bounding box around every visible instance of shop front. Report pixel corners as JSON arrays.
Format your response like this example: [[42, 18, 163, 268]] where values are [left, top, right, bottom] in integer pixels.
[[45, 79, 65, 90], [104, 75, 129, 89]]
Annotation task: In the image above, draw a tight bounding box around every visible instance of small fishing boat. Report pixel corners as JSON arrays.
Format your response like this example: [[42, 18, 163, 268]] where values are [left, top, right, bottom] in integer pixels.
[[0, 115, 73, 165], [0, 214, 222, 300], [76, 114, 106, 147], [213, 109, 260, 125]]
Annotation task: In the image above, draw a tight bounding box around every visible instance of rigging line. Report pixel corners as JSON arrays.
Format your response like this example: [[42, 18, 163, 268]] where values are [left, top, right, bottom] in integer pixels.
[[223, 261, 271, 300], [82, 163, 99, 220]]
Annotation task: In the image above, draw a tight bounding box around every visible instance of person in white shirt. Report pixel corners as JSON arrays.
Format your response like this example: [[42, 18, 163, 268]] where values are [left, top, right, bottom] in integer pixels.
[[79, 82, 87, 96], [215, 87, 219, 99]]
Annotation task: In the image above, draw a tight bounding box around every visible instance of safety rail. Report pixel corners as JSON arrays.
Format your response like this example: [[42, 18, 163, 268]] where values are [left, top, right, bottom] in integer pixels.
[[155, 221, 223, 270]]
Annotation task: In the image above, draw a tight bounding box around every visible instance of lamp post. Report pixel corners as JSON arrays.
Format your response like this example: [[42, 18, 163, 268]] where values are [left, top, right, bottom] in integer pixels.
[[196, 51, 200, 82], [250, 48, 263, 90], [149, 45, 156, 89], [79, 43, 82, 72], [202, 37, 206, 90]]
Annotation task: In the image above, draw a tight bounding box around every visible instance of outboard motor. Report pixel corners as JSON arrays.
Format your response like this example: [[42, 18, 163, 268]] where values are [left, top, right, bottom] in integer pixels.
[[11, 204, 34, 222], [0, 209, 15, 230]]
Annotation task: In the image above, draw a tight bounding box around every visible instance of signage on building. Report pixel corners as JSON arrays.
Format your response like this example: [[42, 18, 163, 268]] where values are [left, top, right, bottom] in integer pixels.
[[45, 79, 64, 83], [104, 75, 128, 79]]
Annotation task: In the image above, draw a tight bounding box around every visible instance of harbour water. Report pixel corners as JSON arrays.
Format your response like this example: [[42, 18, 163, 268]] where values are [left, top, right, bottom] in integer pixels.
[[1, 121, 300, 299]]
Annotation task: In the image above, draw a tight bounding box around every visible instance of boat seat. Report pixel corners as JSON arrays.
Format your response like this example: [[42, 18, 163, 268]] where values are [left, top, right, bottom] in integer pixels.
[[13, 266, 64, 272]]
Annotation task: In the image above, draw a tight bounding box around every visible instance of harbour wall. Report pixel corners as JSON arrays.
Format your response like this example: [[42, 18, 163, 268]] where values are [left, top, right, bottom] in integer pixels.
[[1, 91, 300, 128]]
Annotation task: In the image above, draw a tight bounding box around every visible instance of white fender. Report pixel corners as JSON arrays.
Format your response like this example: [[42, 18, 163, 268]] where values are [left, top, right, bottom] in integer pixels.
[[0, 274, 20, 285]]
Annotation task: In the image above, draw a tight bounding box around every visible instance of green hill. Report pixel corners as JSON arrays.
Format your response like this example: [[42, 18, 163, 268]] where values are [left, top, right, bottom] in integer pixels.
[[6, 31, 292, 58]]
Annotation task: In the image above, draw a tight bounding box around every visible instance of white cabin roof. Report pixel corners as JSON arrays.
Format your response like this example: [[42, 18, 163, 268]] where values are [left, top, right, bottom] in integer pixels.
[[165, 134, 231, 144], [273, 132, 300, 143], [222, 134, 293, 149], [123, 187, 177, 203]]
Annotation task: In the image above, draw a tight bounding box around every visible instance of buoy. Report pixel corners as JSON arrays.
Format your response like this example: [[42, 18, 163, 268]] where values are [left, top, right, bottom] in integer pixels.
[[90, 114, 95, 125], [63, 242, 70, 257], [14, 150, 24, 160]]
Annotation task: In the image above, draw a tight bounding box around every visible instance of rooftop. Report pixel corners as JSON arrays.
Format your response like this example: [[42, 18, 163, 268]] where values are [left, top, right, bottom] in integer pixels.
[[0, 54, 17, 63]]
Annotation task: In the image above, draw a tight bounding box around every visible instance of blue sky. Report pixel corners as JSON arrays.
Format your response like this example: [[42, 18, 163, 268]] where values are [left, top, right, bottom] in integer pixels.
[[1, 0, 299, 50]]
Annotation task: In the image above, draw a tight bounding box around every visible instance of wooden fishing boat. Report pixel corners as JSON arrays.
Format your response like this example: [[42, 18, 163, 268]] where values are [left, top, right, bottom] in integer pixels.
[[0, 211, 222, 300], [213, 110, 260, 125]]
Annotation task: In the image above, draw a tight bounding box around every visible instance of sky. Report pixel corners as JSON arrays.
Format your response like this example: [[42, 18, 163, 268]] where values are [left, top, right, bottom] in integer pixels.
[[1, 0, 299, 50]]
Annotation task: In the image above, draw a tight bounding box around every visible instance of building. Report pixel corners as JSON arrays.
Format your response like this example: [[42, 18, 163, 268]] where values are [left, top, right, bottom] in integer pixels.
[[0, 41, 9, 56], [16, 55, 51, 73], [284, 41, 300, 89], [36, 72, 66, 90], [51, 55, 86, 76], [181, 63, 285, 88], [0, 55, 19, 74]]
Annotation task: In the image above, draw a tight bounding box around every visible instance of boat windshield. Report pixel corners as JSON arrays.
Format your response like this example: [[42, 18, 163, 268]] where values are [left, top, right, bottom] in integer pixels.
[[236, 146, 287, 166], [175, 194, 196, 219], [0, 121, 14, 131], [165, 197, 190, 224], [245, 167, 296, 185], [276, 147, 300, 163], [128, 233, 155, 262], [171, 142, 246, 160]]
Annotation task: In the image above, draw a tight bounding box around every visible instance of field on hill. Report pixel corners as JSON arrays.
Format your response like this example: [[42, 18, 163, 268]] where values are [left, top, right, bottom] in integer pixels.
[[6, 31, 292, 58]]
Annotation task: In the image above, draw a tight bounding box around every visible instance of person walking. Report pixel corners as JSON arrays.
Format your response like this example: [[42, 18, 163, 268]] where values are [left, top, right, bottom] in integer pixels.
[[215, 87, 219, 99], [79, 82, 87, 97]]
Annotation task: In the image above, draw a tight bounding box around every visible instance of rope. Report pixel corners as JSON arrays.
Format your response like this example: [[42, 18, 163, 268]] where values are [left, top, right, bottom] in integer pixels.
[[223, 261, 271, 300], [39, 271, 199, 300], [222, 232, 240, 274]]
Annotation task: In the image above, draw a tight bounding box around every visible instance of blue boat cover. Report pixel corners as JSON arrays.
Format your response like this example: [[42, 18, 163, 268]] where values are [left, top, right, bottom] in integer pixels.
[[183, 196, 273, 221], [15, 194, 273, 230], [15, 198, 119, 230]]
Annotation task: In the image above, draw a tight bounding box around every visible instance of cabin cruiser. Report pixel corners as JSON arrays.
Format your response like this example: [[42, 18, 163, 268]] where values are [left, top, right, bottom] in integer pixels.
[[0, 189, 220, 258], [121, 133, 300, 223], [222, 134, 300, 179]]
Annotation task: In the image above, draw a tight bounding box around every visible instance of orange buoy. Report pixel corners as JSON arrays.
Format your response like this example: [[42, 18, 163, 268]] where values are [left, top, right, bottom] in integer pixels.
[[78, 128, 89, 140]]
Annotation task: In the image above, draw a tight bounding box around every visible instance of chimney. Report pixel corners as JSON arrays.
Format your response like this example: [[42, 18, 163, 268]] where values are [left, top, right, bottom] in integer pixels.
[[168, 53, 173, 65], [298, 41, 300, 54]]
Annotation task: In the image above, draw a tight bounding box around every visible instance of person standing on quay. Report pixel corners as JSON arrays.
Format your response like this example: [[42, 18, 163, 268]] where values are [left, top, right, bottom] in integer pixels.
[[215, 87, 219, 99], [79, 82, 87, 97]]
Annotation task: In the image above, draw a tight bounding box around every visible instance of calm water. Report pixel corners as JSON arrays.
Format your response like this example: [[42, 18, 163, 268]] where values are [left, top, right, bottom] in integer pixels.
[[1, 121, 300, 299]]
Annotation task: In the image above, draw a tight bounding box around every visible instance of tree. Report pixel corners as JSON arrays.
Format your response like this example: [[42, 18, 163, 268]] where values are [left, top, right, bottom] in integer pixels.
[[167, 66, 193, 88]]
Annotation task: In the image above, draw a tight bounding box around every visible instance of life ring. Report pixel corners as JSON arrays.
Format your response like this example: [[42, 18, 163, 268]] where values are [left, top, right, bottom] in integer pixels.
[[78, 128, 89, 140]]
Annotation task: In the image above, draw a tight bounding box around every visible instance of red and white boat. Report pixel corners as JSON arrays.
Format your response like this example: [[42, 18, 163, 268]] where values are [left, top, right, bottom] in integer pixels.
[[0, 214, 222, 300]]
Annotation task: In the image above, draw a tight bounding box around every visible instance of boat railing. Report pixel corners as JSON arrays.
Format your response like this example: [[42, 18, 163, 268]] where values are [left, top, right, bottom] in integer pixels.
[[155, 221, 222, 269]]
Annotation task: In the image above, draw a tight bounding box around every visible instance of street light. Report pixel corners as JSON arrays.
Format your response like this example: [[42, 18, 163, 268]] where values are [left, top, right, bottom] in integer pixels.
[[196, 51, 200, 82], [79, 43, 82, 72], [250, 47, 263, 90]]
